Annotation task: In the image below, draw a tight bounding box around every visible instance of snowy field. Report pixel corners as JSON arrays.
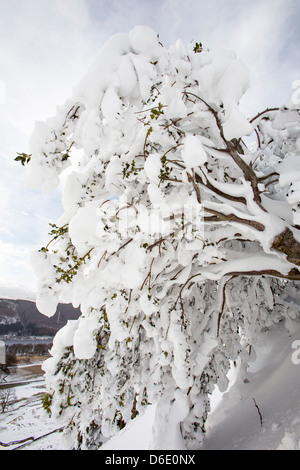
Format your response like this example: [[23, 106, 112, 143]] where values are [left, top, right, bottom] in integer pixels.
[[0, 321, 299, 451], [0, 362, 63, 450]]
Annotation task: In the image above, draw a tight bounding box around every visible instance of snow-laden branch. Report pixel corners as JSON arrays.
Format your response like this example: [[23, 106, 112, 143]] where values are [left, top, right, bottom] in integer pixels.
[[19, 26, 300, 450]]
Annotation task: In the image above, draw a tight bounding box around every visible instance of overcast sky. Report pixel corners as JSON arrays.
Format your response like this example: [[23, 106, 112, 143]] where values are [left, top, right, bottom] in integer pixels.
[[0, 0, 299, 299]]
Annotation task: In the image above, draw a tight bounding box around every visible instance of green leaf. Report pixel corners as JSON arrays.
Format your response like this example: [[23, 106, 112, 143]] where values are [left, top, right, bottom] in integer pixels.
[[14, 152, 32, 166], [193, 42, 203, 53]]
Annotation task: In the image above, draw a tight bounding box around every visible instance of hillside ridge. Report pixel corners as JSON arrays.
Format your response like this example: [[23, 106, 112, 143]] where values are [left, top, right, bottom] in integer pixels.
[[0, 298, 80, 337]]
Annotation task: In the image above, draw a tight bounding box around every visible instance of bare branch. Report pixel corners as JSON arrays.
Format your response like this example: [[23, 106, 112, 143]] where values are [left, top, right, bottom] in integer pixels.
[[250, 107, 280, 124], [0, 436, 34, 448], [195, 172, 246, 205], [204, 207, 265, 232]]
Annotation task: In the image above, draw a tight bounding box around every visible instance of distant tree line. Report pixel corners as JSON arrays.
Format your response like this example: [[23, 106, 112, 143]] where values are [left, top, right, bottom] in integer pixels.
[[0, 322, 23, 335], [0, 321, 56, 337], [7, 343, 51, 357]]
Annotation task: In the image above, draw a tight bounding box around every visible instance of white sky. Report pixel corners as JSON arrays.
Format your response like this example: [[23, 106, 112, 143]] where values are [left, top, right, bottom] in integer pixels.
[[0, 0, 299, 299]]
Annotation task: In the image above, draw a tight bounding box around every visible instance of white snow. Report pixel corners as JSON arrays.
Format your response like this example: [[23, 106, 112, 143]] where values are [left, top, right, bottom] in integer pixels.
[[275, 155, 300, 187], [197, 49, 250, 114], [159, 78, 187, 119], [200, 323, 300, 450], [222, 106, 253, 140], [35, 290, 58, 318], [101, 86, 123, 126], [147, 183, 165, 205], [104, 155, 124, 196], [115, 55, 138, 98], [73, 315, 99, 360], [151, 390, 190, 450], [68, 202, 98, 256], [181, 134, 207, 169], [129, 26, 161, 60], [144, 153, 161, 184], [73, 32, 131, 110], [101, 322, 300, 451]]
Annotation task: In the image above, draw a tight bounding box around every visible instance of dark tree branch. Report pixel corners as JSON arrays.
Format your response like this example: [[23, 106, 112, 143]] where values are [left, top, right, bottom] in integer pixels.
[[250, 107, 280, 124], [195, 173, 246, 205], [204, 207, 265, 232]]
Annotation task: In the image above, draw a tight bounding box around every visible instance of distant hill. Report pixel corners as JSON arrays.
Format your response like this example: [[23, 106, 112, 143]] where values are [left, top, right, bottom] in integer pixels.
[[0, 298, 81, 337]]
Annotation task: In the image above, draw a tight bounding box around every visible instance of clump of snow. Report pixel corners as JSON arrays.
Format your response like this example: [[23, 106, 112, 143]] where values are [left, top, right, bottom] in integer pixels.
[[159, 77, 187, 119], [73, 32, 131, 110], [144, 154, 161, 184], [275, 155, 300, 187], [147, 183, 165, 204], [151, 390, 190, 450], [73, 314, 99, 360], [181, 134, 207, 169], [222, 106, 253, 140], [68, 202, 98, 256], [129, 26, 162, 60], [101, 86, 123, 127], [35, 290, 58, 318]]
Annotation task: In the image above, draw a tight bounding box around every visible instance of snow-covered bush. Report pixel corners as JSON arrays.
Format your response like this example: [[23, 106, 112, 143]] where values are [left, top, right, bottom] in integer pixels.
[[22, 26, 300, 449]]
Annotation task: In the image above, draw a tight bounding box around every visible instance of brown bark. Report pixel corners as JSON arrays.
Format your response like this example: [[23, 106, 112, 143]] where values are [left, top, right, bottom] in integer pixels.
[[271, 228, 300, 267]]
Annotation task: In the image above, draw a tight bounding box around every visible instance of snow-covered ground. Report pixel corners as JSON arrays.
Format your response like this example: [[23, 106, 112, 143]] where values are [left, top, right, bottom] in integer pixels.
[[0, 321, 299, 450], [201, 322, 300, 450], [0, 363, 64, 450]]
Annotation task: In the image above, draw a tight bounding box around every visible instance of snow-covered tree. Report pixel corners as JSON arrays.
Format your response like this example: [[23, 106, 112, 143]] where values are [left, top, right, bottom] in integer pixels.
[[21, 26, 300, 449]]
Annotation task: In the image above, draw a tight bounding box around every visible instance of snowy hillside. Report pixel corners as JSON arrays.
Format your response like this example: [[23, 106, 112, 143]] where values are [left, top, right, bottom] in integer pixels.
[[0, 298, 80, 337]]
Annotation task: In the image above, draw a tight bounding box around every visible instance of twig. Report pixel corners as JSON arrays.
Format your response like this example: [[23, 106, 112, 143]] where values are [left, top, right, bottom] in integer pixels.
[[254, 128, 261, 149], [134, 104, 167, 114], [0, 436, 34, 448], [124, 289, 132, 315], [252, 398, 263, 427], [187, 171, 201, 204], [63, 104, 81, 127], [140, 258, 155, 290], [110, 238, 133, 257], [129, 316, 136, 334], [143, 127, 153, 160], [13, 427, 65, 450], [97, 250, 107, 268], [147, 237, 167, 252], [250, 107, 279, 124]]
